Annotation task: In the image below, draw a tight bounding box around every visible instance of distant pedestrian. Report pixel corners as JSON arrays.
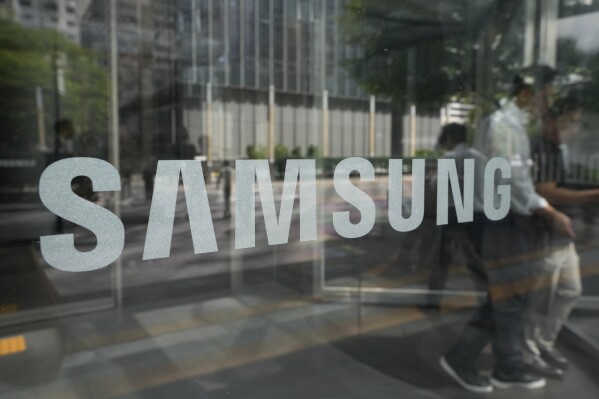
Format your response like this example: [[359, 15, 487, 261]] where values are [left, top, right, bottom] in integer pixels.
[[142, 157, 157, 201], [217, 160, 233, 218]]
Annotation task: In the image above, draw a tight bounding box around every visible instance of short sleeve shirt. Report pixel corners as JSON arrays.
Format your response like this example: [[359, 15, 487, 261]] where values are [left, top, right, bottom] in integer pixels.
[[531, 137, 573, 245]]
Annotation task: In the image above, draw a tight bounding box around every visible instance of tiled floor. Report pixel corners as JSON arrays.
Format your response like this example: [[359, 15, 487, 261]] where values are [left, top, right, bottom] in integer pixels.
[[0, 283, 597, 399]]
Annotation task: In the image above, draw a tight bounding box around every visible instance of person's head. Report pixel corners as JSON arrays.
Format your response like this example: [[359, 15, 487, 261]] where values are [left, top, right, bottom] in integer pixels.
[[512, 65, 557, 115], [438, 123, 467, 151], [542, 96, 583, 143], [54, 119, 75, 140]]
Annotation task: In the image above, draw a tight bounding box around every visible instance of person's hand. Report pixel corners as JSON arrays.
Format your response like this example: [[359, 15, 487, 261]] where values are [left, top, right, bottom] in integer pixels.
[[551, 211, 575, 238]]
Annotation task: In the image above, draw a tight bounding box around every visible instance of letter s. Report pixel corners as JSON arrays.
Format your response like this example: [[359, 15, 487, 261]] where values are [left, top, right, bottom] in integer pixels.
[[39, 158, 124, 272], [333, 157, 376, 238]]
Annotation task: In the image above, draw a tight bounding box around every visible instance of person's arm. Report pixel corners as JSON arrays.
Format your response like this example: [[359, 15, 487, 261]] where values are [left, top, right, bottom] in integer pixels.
[[488, 117, 549, 214], [487, 116, 574, 237], [533, 202, 575, 237], [536, 181, 599, 207]]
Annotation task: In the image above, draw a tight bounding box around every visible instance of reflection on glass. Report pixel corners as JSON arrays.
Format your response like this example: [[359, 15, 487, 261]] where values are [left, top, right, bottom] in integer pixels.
[[0, 0, 599, 397]]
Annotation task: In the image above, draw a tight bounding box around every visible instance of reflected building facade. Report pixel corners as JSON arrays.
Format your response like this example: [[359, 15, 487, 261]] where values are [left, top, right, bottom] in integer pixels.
[[80, 0, 404, 170], [1, 0, 81, 42]]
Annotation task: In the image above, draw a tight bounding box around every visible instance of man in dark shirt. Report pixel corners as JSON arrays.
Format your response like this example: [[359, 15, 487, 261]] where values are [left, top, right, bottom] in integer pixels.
[[528, 100, 599, 374]]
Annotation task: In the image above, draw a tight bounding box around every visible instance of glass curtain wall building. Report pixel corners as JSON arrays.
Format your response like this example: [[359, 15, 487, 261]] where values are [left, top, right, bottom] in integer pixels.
[[81, 0, 409, 168], [2, 0, 599, 398]]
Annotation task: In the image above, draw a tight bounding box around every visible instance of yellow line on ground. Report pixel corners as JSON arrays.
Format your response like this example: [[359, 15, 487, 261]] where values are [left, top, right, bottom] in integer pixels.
[[0, 303, 18, 315], [0, 335, 26, 356]]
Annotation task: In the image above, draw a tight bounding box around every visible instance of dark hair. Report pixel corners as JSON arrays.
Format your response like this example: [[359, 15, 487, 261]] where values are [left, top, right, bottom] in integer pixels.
[[511, 65, 558, 97], [543, 96, 582, 122], [439, 123, 467, 147]]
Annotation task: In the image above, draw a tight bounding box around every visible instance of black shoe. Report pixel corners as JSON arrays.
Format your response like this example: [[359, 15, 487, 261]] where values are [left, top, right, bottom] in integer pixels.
[[440, 356, 493, 393], [525, 357, 564, 379], [491, 369, 546, 390], [540, 348, 569, 370]]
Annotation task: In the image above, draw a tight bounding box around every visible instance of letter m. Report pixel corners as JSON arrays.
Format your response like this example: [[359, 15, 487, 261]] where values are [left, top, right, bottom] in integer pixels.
[[235, 160, 316, 249]]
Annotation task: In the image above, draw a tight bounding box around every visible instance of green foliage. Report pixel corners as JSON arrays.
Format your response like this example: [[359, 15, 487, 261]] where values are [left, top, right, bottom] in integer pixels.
[[290, 146, 302, 158], [306, 144, 320, 158], [339, 0, 469, 106], [339, 0, 527, 108], [246, 144, 267, 159], [554, 38, 599, 114], [0, 18, 108, 154], [414, 148, 440, 158], [274, 143, 289, 177], [274, 143, 289, 160]]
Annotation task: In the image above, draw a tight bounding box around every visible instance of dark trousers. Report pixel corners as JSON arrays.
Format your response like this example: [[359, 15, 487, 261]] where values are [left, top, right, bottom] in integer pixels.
[[428, 211, 488, 295], [446, 212, 547, 373], [223, 186, 231, 217]]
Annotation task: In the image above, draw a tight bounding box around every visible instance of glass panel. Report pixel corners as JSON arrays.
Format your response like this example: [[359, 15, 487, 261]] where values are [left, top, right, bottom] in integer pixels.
[[1, 0, 599, 397]]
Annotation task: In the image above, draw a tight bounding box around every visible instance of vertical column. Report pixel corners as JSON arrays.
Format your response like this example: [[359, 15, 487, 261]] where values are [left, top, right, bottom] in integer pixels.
[[109, 0, 120, 177], [255, 0, 260, 87], [409, 104, 417, 157], [320, 0, 326, 93], [369, 95, 376, 157], [296, 0, 301, 91], [208, 0, 214, 84], [539, 0, 559, 67], [523, 0, 536, 67], [333, 0, 339, 95], [109, 0, 122, 308], [407, 47, 416, 157], [269, 0, 274, 85], [35, 87, 46, 149], [219, 102, 225, 160], [240, 0, 245, 86], [191, 0, 198, 84], [170, 108, 176, 144], [268, 84, 275, 162], [309, 0, 316, 93], [224, 0, 230, 85], [283, 0, 288, 91], [206, 82, 213, 165], [323, 90, 329, 157], [352, 106, 357, 155]]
